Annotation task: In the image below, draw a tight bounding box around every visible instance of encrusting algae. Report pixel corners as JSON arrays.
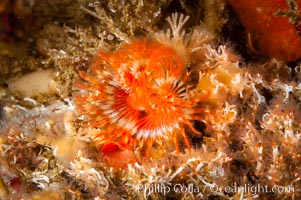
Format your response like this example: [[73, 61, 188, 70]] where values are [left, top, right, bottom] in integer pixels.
[[0, 1, 300, 199]]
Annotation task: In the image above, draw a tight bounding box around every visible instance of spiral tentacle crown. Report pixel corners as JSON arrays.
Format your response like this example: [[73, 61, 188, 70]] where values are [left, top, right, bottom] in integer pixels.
[[74, 14, 207, 157]]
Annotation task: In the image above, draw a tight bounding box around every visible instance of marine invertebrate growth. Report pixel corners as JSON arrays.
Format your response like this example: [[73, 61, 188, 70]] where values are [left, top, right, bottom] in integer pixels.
[[226, 0, 301, 61], [73, 14, 210, 159]]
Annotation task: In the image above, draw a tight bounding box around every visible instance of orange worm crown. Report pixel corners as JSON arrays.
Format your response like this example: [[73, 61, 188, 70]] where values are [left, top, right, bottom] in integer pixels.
[[74, 39, 205, 158]]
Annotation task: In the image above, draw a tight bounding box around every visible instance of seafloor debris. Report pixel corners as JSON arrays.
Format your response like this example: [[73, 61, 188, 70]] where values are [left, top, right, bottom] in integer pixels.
[[0, 0, 301, 199]]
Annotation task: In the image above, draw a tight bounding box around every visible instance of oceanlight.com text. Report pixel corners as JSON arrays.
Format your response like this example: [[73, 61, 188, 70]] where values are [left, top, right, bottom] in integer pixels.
[[207, 183, 295, 195]]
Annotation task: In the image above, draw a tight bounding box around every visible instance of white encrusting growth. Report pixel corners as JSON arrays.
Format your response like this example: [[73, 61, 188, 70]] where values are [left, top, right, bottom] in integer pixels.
[[8, 69, 59, 98]]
